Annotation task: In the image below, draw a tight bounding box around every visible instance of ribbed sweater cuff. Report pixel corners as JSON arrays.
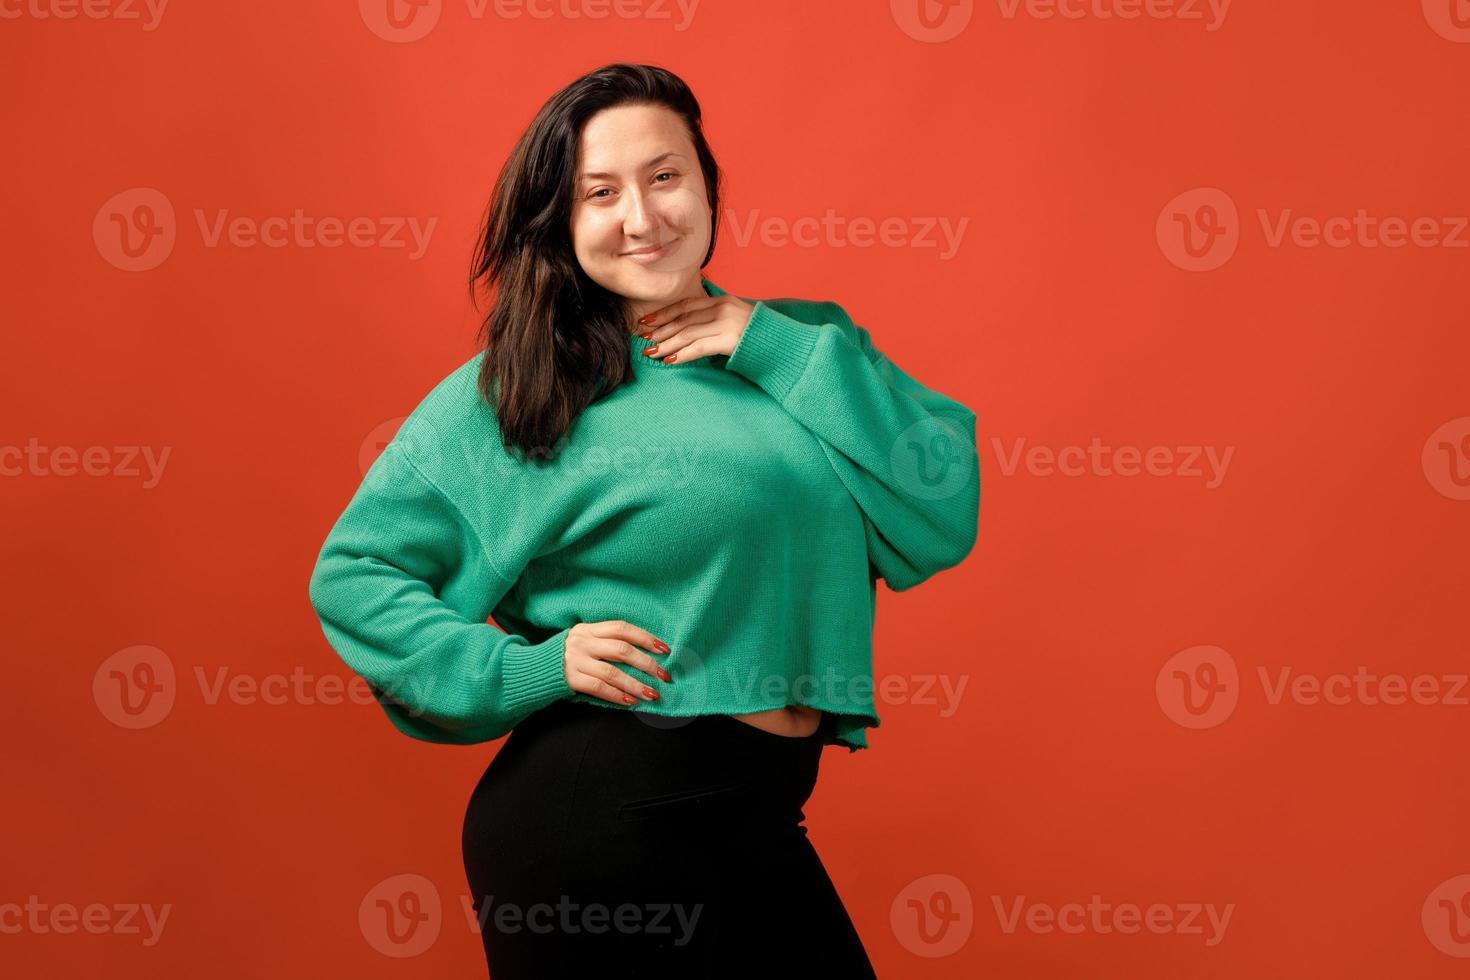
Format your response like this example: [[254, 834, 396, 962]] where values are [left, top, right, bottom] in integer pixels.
[[725, 301, 822, 401], [498, 628, 573, 714]]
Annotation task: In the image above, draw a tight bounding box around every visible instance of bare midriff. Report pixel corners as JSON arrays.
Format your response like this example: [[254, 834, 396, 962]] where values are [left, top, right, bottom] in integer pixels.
[[726, 705, 824, 738]]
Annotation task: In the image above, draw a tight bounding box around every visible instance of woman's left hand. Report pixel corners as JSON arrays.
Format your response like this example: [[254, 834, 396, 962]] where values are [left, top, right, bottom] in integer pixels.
[[635, 295, 756, 364]]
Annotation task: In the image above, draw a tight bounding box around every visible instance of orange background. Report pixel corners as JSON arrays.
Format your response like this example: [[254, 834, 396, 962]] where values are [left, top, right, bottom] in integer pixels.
[[3, 1, 1468, 976]]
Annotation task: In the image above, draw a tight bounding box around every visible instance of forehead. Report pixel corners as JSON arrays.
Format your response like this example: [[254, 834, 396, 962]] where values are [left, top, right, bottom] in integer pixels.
[[577, 104, 692, 172]]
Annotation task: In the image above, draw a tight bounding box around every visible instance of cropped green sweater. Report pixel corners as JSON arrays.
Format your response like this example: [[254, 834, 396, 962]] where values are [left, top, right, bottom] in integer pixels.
[[308, 276, 979, 751]]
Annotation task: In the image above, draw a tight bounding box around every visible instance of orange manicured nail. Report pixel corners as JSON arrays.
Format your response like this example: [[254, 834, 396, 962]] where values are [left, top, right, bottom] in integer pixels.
[[638, 314, 656, 325]]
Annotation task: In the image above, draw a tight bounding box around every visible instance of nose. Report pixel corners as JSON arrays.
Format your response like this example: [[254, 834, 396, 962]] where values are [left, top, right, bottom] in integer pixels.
[[622, 187, 659, 239]]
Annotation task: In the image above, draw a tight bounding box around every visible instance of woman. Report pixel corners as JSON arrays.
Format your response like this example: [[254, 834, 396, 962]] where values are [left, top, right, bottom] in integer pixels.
[[308, 63, 979, 977]]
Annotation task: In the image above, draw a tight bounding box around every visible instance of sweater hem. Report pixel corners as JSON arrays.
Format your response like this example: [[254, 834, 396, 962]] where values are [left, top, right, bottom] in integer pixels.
[[557, 692, 876, 752]]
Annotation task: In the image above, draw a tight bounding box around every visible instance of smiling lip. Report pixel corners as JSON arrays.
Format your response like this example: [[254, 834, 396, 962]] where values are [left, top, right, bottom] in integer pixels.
[[623, 237, 679, 262]]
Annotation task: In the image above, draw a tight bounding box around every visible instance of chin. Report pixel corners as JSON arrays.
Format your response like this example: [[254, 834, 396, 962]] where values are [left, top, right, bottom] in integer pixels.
[[616, 267, 689, 296]]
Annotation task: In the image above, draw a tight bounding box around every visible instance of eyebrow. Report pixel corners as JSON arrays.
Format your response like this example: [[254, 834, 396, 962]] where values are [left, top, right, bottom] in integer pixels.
[[578, 152, 687, 182]]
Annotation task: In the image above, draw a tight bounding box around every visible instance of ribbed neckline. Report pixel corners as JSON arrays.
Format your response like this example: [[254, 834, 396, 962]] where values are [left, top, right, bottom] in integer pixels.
[[627, 276, 730, 370]]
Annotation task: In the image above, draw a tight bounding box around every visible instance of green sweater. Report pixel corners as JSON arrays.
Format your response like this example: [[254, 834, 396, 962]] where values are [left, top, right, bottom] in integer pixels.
[[308, 276, 979, 751]]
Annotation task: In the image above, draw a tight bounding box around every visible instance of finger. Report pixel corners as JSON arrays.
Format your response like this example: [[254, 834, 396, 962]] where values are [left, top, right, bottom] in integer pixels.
[[638, 296, 717, 331], [637, 323, 717, 358], [596, 636, 674, 683], [591, 619, 671, 658], [642, 307, 717, 342], [652, 331, 722, 365], [578, 650, 661, 702], [571, 669, 640, 706]]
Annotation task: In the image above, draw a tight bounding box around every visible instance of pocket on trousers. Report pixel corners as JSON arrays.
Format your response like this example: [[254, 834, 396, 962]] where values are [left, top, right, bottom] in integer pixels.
[[616, 781, 755, 823]]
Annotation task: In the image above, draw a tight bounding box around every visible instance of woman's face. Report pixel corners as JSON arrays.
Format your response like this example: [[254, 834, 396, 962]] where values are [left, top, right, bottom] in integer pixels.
[[569, 103, 711, 312]]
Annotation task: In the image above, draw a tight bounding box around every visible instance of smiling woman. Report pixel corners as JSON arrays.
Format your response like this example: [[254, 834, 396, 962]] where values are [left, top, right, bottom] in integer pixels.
[[569, 107, 709, 302], [310, 61, 979, 979], [466, 65, 730, 456]]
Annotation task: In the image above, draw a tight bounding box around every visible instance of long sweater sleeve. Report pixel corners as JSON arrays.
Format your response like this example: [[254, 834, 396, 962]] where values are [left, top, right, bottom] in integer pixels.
[[723, 299, 981, 592], [307, 433, 572, 744]]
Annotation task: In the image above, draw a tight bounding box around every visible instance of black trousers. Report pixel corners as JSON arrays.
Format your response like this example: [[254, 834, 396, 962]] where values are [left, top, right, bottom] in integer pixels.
[[462, 698, 878, 978]]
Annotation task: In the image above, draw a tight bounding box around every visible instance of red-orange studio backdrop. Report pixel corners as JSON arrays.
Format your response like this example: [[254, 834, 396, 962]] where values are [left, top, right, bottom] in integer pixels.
[[2, 1, 1467, 977]]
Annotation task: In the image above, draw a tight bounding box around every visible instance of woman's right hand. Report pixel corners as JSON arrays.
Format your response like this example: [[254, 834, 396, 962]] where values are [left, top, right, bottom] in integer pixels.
[[563, 620, 674, 705]]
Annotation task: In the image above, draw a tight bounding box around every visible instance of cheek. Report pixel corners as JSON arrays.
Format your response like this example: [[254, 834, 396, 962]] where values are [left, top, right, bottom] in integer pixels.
[[570, 210, 618, 254], [660, 190, 711, 230]]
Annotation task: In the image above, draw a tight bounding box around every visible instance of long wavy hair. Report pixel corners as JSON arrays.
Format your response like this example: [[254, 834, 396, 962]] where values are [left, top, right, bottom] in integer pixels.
[[468, 63, 723, 463]]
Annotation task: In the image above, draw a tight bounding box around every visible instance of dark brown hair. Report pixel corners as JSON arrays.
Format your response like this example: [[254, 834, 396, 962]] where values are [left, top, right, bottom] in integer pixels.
[[468, 63, 723, 462]]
